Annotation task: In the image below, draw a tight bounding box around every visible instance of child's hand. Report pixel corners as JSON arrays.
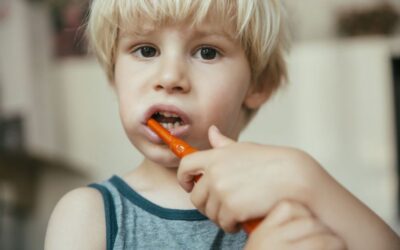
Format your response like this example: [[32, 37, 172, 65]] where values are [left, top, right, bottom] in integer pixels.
[[177, 125, 320, 232], [245, 201, 346, 250], [177, 125, 400, 249]]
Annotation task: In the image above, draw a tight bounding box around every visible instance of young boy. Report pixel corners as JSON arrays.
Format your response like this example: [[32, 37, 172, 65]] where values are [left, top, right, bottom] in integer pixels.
[[45, 0, 400, 249]]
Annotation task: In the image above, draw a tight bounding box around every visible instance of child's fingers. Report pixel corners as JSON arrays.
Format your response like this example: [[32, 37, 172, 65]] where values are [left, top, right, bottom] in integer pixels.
[[217, 203, 241, 233], [291, 232, 347, 250], [246, 216, 339, 250], [208, 125, 236, 148], [204, 192, 220, 222], [215, 192, 298, 234], [275, 217, 331, 242], [249, 216, 330, 245], [247, 204, 329, 249], [189, 176, 209, 213], [262, 200, 313, 230], [177, 152, 209, 192]]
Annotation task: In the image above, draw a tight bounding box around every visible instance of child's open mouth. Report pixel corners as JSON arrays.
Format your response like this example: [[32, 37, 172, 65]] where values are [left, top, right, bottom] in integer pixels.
[[151, 111, 184, 130], [143, 105, 191, 143]]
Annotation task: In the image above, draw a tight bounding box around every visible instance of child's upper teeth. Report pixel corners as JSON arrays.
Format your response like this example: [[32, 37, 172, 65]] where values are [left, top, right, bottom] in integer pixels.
[[159, 111, 179, 118], [160, 111, 170, 117]]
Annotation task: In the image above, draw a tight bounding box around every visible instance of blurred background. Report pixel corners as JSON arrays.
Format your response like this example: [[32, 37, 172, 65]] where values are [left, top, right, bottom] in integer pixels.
[[0, 0, 399, 249]]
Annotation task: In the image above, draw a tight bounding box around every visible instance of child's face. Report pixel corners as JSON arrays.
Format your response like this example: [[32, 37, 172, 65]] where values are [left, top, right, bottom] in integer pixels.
[[113, 19, 257, 167]]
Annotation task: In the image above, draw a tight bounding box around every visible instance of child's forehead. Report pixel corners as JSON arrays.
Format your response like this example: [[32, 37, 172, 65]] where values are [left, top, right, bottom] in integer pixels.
[[119, 18, 236, 40]]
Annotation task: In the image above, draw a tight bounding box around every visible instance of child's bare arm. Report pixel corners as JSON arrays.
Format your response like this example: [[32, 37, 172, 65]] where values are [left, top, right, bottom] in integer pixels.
[[177, 126, 400, 249], [45, 187, 106, 250]]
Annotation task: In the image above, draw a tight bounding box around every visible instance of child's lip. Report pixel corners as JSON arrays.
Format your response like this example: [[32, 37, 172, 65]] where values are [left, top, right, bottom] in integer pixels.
[[142, 104, 192, 126]]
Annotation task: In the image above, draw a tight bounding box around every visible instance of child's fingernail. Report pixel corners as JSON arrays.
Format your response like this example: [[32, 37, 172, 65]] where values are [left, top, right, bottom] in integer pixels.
[[210, 125, 219, 133]]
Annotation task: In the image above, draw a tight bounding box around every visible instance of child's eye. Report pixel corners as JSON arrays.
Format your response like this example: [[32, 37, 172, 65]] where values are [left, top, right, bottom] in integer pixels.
[[194, 47, 220, 60], [131, 45, 158, 58]]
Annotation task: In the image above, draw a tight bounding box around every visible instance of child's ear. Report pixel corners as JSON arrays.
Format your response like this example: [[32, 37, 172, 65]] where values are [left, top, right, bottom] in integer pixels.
[[244, 70, 274, 109]]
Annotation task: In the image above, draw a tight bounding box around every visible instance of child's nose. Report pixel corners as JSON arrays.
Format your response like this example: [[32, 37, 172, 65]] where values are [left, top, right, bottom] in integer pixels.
[[154, 57, 191, 94]]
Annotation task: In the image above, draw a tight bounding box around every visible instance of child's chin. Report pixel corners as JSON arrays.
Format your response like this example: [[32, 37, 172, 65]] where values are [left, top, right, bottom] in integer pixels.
[[147, 152, 181, 168], [155, 158, 180, 168]]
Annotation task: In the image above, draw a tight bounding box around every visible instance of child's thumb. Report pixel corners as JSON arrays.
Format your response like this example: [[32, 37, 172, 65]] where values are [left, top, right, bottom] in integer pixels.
[[208, 125, 235, 148]]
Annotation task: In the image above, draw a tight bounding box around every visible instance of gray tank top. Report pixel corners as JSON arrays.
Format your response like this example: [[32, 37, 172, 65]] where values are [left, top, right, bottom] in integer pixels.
[[89, 175, 247, 250]]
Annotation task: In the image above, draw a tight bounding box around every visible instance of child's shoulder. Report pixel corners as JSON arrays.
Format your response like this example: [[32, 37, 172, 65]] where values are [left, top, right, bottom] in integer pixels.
[[45, 187, 106, 249]]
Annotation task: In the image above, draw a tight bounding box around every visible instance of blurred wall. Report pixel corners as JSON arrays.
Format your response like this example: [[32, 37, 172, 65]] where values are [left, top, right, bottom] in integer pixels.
[[0, 1, 90, 249], [0, 0, 60, 157], [284, 0, 400, 41]]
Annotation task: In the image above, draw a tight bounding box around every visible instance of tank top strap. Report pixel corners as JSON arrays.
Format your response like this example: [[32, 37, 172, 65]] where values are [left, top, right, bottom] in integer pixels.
[[88, 182, 118, 250]]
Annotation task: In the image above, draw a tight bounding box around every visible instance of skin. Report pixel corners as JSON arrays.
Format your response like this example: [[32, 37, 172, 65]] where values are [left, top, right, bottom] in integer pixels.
[[45, 18, 400, 250], [245, 201, 345, 250]]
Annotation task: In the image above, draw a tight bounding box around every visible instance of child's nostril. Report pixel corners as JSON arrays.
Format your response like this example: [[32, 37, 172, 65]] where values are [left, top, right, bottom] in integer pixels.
[[172, 86, 184, 91]]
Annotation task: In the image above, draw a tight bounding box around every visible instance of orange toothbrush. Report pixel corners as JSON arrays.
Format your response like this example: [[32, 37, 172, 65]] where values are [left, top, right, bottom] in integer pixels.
[[147, 118, 261, 233]]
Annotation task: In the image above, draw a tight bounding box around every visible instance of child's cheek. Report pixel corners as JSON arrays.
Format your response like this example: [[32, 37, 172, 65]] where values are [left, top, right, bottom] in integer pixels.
[[204, 99, 241, 137]]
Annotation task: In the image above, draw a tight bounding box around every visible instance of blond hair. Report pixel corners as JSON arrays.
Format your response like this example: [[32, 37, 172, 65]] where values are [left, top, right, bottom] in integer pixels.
[[86, 0, 289, 122]]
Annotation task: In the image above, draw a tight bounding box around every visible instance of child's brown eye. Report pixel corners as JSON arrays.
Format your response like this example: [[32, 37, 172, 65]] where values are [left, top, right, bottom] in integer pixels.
[[197, 47, 219, 60], [133, 46, 157, 58]]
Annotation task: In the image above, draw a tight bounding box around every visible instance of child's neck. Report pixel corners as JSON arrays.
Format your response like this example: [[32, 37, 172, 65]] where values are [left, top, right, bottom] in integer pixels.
[[123, 158, 195, 210], [140, 158, 181, 186]]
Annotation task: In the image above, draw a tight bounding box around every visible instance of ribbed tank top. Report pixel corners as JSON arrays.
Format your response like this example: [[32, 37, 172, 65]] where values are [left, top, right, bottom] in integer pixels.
[[89, 175, 247, 250]]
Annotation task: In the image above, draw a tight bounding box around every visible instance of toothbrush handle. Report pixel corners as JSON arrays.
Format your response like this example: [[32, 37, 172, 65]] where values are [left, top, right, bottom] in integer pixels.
[[242, 218, 262, 234]]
